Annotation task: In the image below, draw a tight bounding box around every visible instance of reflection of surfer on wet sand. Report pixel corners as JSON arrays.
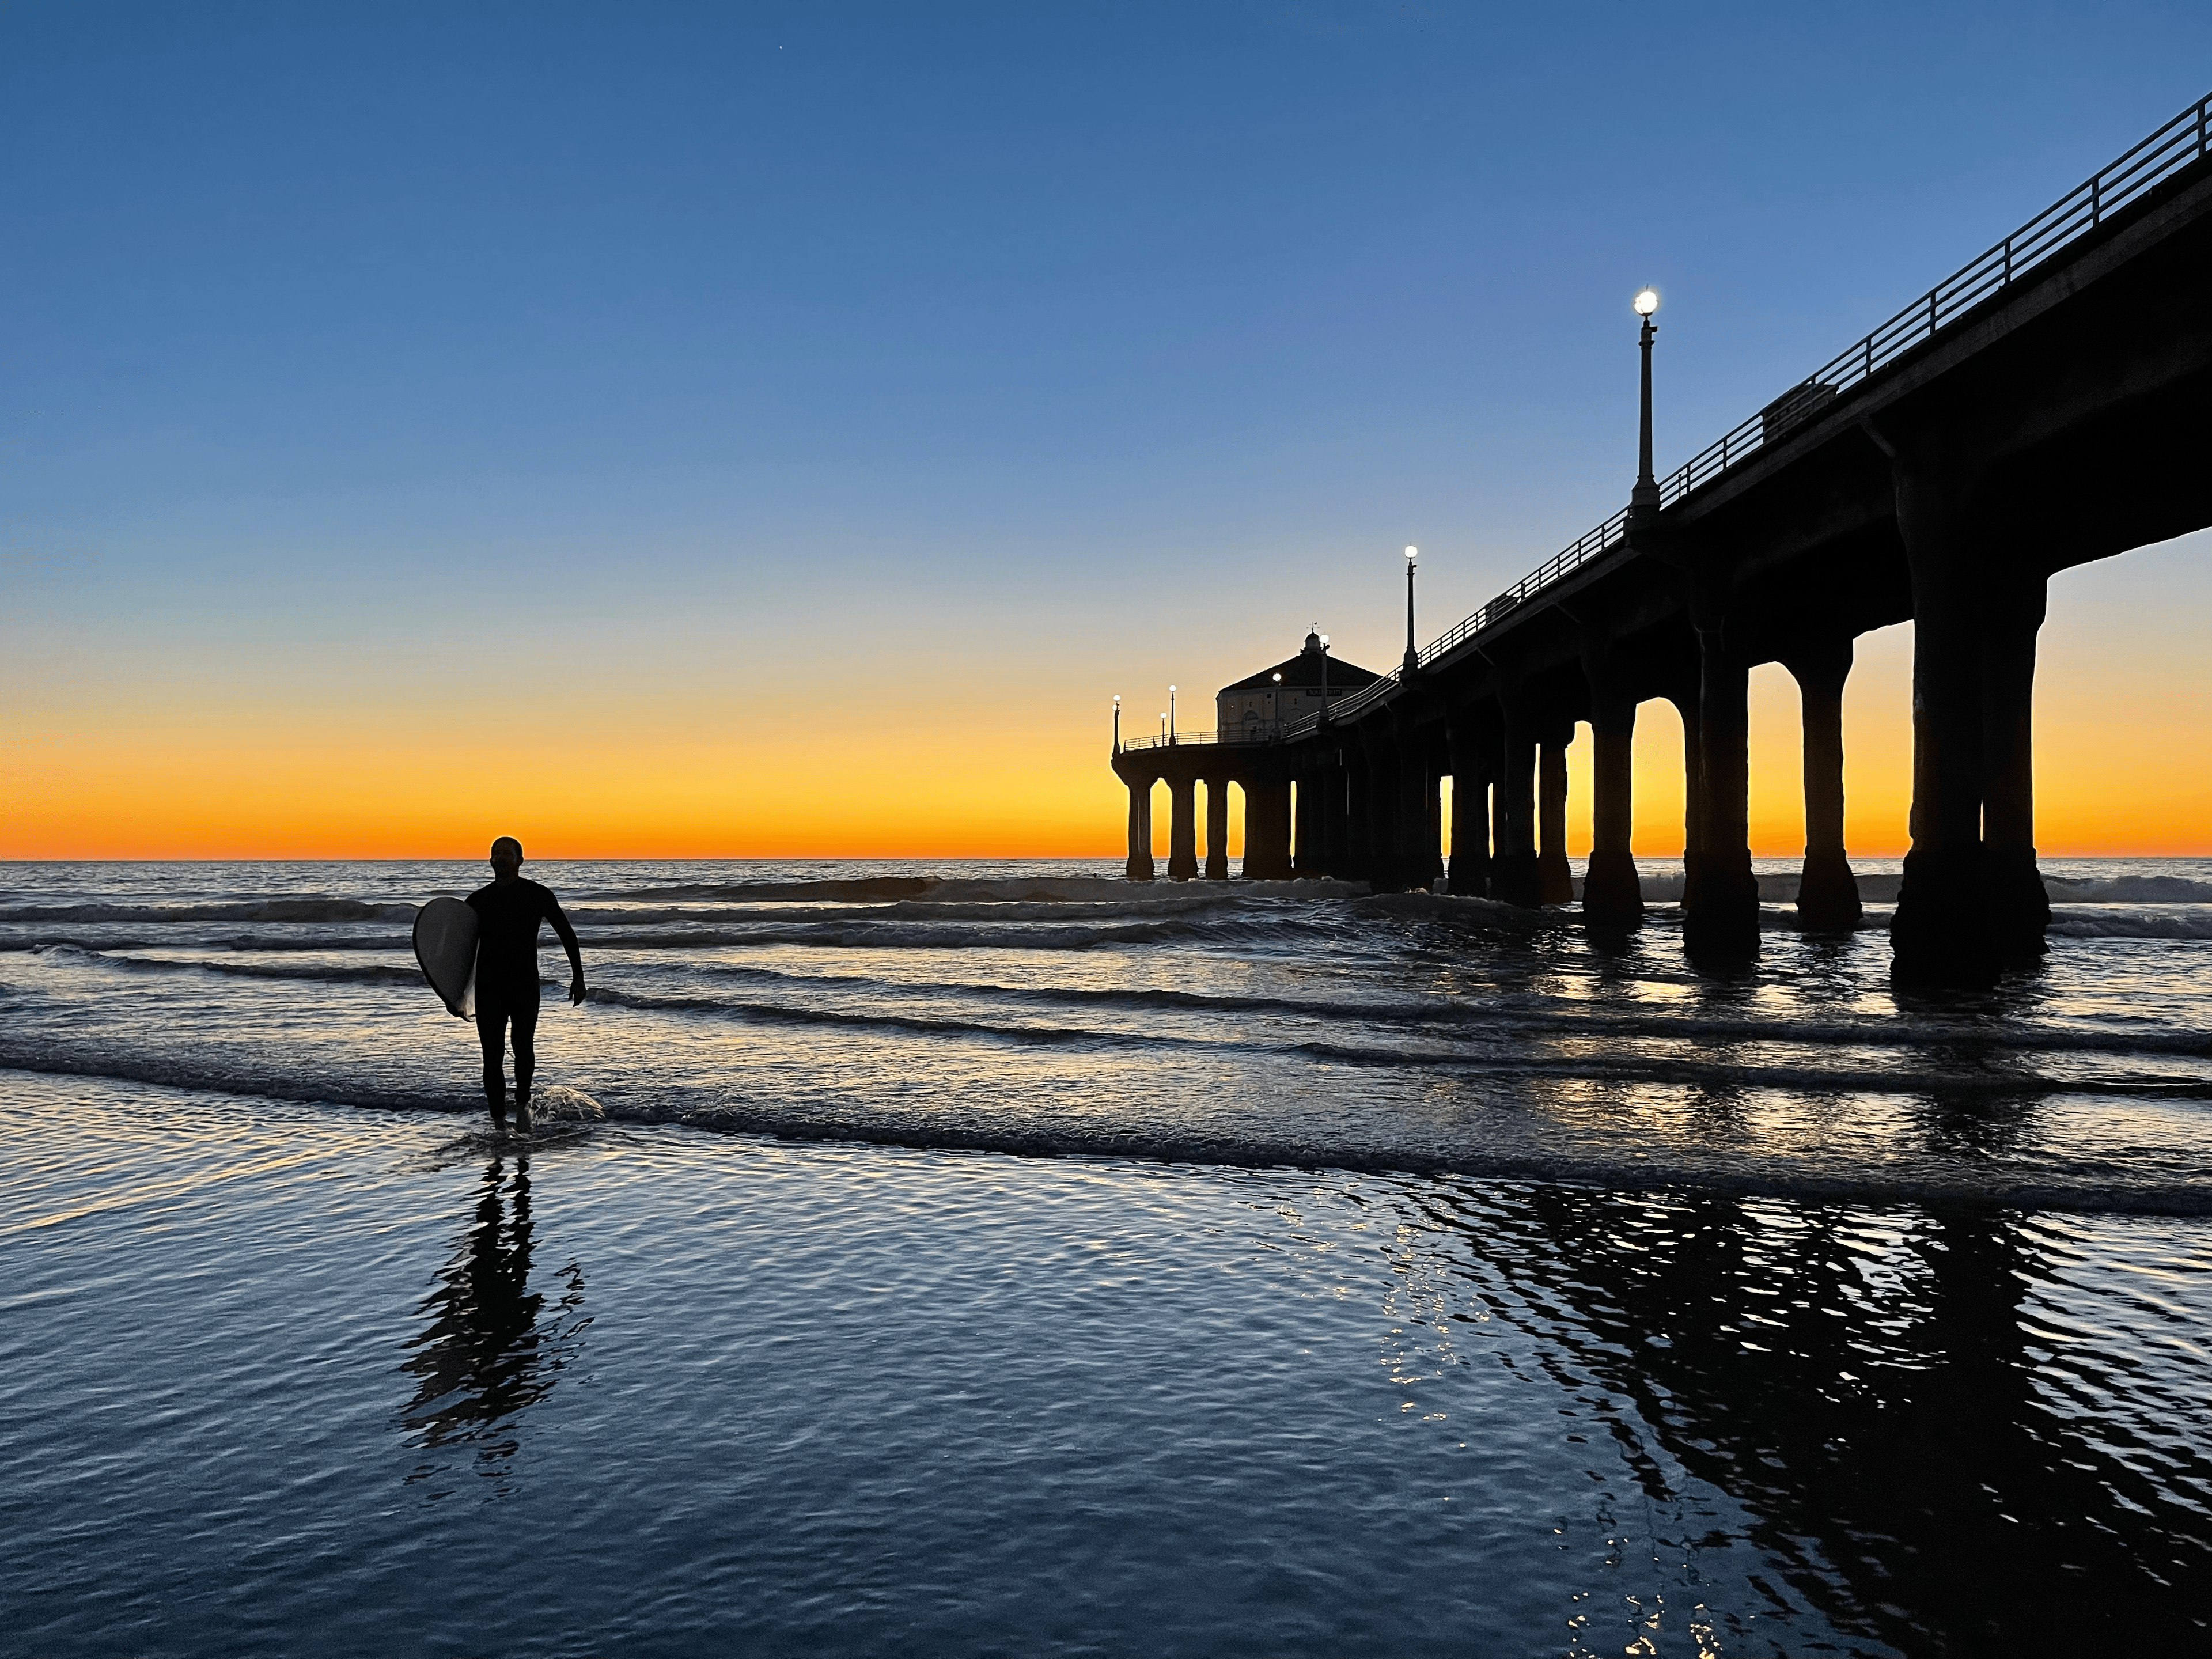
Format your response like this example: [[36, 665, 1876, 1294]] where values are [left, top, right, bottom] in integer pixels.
[[467, 836, 585, 1136], [400, 1153, 589, 1488]]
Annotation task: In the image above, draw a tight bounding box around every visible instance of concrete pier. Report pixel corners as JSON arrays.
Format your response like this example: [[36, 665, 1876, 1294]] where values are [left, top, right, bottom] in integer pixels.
[[1107, 112, 2212, 977]]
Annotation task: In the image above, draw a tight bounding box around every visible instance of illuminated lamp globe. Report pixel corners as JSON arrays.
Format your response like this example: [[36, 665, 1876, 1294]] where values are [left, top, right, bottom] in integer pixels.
[[1633, 286, 1660, 316]]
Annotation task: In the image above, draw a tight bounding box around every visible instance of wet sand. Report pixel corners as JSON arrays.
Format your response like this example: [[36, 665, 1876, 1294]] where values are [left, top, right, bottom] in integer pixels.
[[6, 1068, 2209, 1655]]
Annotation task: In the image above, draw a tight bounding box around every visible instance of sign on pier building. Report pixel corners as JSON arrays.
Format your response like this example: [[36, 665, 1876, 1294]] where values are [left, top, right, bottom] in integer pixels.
[[1215, 631, 1382, 741]]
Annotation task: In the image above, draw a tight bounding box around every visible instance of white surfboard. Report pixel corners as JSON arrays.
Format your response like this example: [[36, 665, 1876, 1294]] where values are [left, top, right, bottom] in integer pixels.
[[412, 897, 478, 1019]]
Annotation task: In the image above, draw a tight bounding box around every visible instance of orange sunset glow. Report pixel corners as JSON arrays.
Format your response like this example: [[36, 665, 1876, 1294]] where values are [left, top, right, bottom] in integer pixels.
[[6, 532, 2205, 862]]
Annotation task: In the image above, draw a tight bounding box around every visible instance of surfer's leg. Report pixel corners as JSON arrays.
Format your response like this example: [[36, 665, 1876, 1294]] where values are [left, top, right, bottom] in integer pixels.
[[510, 997, 540, 1123], [475, 1009, 509, 1123]]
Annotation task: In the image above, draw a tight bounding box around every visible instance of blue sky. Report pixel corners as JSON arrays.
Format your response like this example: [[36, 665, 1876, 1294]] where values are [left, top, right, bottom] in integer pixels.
[[4, 2, 2209, 853]]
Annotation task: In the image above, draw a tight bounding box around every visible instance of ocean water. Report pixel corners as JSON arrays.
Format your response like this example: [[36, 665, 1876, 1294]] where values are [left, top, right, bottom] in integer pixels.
[[3, 856, 2210, 1654]]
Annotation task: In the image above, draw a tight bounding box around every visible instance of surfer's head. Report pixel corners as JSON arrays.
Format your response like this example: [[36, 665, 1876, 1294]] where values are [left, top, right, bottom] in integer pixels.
[[488, 836, 524, 879]]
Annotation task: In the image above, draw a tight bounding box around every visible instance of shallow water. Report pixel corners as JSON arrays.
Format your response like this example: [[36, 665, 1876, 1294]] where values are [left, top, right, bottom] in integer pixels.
[[4, 857, 2210, 1211], [3, 858, 2210, 1652]]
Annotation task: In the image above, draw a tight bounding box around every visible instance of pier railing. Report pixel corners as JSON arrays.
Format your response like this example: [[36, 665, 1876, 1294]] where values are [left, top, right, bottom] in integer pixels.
[[1258, 88, 2212, 741], [1118, 728, 1284, 753], [1651, 90, 2212, 512]]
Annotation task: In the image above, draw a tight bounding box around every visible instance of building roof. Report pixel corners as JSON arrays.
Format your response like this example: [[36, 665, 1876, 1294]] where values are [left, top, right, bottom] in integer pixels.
[[1217, 631, 1384, 694]]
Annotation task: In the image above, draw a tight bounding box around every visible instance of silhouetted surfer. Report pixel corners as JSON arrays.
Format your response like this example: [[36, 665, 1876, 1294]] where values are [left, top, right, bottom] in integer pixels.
[[467, 836, 585, 1135]]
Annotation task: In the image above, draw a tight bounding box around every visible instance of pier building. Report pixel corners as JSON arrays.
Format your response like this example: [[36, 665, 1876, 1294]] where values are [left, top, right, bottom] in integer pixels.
[[1215, 633, 1382, 741]]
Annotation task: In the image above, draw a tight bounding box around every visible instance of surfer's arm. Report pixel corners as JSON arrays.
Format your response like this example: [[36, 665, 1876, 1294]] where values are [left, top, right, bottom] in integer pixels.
[[546, 894, 587, 1003]]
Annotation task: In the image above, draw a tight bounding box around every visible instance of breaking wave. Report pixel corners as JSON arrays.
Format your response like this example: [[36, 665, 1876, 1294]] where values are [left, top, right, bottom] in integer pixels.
[[0, 897, 417, 925], [2, 1052, 2206, 1218], [2046, 873, 2212, 904], [29, 944, 423, 987], [2050, 906, 2212, 941]]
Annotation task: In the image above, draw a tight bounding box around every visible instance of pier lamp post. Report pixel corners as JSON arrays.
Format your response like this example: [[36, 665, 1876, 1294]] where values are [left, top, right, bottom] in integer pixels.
[[1403, 546, 1420, 675], [1112, 695, 1121, 753], [1632, 286, 1661, 511], [1160, 711, 1168, 743], [1271, 671, 1282, 737], [1168, 685, 1177, 743], [1317, 633, 1331, 722]]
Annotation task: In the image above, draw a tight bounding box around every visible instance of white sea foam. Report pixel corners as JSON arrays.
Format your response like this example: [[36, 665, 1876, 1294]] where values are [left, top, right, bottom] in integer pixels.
[[2050, 906, 2212, 941], [2046, 873, 2212, 903]]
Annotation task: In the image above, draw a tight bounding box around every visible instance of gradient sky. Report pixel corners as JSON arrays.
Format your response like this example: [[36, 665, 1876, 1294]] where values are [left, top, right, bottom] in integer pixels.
[[4, 2, 2208, 860]]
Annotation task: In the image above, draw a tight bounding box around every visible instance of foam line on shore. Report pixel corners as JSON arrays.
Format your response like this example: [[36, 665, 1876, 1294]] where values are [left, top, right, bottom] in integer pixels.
[[3, 1059, 2205, 1220]]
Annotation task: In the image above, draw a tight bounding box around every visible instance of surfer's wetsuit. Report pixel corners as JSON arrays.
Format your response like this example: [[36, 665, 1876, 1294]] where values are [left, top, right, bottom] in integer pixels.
[[465, 877, 584, 1120]]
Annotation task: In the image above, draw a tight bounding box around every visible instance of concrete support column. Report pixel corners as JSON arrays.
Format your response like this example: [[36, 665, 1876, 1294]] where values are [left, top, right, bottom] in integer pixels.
[[1339, 743, 1369, 881], [1123, 777, 1155, 880], [1393, 721, 1436, 892], [1576, 630, 1642, 925], [1291, 778, 1318, 885], [1665, 689, 1705, 915], [1425, 764, 1445, 891], [1362, 726, 1404, 891], [1582, 714, 1639, 919], [1309, 752, 1342, 878], [1492, 688, 1540, 907], [1244, 778, 1293, 881], [1203, 779, 1230, 881], [1883, 434, 1998, 987], [1537, 718, 1575, 904], [1684, 612, 1760, 959], [1167, 776, 1199, 882], [1445, 713, 1492, 897], [1782, 637, 1862, 931], [1982, 573, 2050, 965]]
